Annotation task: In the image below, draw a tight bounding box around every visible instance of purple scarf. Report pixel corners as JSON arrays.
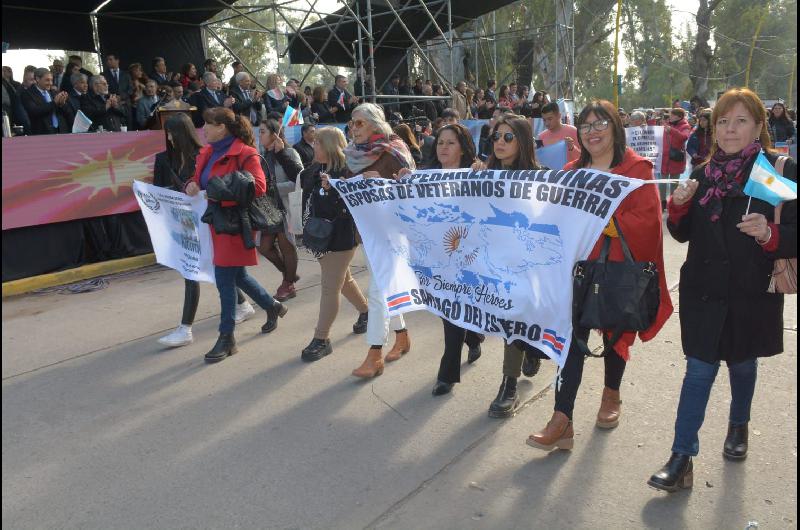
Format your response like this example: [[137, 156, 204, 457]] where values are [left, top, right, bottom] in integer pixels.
[[699, 141, 761, 221]]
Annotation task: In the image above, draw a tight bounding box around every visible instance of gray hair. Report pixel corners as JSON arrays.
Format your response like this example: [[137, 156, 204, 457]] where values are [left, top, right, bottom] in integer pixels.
[[234, 71, 250, 84], [70, 73, 87, 85], [630, 111, 646, 122], [33, 67, 51, 79], [351, 102, 392, 137], [202, 71, 218, 85], [89, 75, 105, 87]]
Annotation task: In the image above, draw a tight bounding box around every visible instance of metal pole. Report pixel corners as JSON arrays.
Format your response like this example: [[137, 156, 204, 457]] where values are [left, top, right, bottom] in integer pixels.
[[554, 0, 559, 100], [447, 0, 454, 87], [356, 0, 365, 98], [492, 12, 497, 78], [570, 0, 575, 99], [475, 19, 479, 87], [612, 0, 621, 108], [366, 0, 378, 103], [205, 25, 265, 88]]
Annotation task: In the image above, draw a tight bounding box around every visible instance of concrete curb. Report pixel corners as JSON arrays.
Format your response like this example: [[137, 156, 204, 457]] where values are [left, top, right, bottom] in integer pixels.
[[2, 253, 156, 298]]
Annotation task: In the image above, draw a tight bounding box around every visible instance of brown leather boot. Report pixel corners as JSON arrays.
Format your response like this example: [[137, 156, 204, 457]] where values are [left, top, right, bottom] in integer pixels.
[[352, 347, 385, 378], [384, 329, 411, 362], [526, 411, 574, 451], [596, 387, 622, 429]]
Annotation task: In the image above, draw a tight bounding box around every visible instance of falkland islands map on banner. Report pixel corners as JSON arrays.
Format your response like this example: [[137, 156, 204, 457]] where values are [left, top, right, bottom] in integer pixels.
[[332, 169, 645, 366]]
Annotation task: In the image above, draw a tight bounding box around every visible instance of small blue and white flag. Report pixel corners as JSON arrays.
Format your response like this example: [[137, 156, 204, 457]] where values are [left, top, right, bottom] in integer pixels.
[[743, 153, 797, 206]]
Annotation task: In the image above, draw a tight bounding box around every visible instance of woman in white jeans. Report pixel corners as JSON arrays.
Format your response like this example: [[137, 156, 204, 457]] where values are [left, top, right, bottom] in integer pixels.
[[342, 103, 416, 378]]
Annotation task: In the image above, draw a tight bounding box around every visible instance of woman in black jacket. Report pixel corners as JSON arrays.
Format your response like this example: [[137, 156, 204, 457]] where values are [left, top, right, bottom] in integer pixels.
[[155, 114, 254, 347], [309, 86, 335, 124], [298, 127, 370, 362], [649, 88, 797, 492], [768, 102, 796, 144]]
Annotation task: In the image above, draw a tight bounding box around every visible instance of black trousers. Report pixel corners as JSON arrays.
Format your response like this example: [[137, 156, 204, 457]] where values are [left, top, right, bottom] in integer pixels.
[[554, 328, 627, 419], [437, 318, 483, 384]]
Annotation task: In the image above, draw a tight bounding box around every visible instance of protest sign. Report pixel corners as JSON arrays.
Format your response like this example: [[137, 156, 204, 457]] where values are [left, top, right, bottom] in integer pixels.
[[626, 126, 664, 171], [332, 168, 644, 366], [133, 181, 215, 283], [537, 140, 568, 170]]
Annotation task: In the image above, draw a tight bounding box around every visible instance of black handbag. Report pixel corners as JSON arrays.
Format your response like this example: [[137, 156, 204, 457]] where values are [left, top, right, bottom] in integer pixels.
[[302, 191, 334, 253], [571, 218, 660, 357], [249, 194, 284, 231], [668, 147, 686, 162]]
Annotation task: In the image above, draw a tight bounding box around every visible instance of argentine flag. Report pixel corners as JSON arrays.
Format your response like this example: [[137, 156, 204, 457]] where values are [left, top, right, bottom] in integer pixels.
[[743, 153, 797, 206], [281, 105, 303, 128]]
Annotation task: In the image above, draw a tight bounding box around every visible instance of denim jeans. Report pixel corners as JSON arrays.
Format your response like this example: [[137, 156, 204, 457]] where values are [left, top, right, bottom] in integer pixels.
[[215, 266, 275, 335], [672, 357, 758, 456]]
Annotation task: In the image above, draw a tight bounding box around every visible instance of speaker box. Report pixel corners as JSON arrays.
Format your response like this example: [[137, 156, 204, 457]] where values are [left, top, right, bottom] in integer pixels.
[[515, 39, 534, 87]]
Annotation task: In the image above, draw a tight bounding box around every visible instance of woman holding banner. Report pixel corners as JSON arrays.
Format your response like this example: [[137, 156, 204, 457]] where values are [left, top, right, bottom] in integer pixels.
[[527, 100, 672, 451], [257, 118, 304, 301], [472, 114, 547, 417], [185, 108, 288, 363], [649, 88, 797, 492], [344, 103, 416, 379], [397, 123, 486, 395], [299, 127, 370, 362], [155, 114, 256, 348]]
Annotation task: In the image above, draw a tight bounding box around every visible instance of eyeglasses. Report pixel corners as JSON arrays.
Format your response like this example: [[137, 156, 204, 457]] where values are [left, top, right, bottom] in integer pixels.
[[348, 119, 368, 129], [492, 131, 516, 143], [578, 119, 609, 134]]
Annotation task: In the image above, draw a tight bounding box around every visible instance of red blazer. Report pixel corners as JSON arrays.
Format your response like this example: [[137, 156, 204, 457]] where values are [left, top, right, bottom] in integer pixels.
[[565, 148, 673, 360], [661, 118, 691, 175], [192, 138, 266, 267]]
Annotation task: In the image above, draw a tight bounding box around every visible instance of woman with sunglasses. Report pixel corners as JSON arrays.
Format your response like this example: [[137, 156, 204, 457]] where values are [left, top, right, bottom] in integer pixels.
[[527, 100, 672, 451], [472, 114, 546, 417], [344, 103, 417, 378], [397, 124, 487, 395]]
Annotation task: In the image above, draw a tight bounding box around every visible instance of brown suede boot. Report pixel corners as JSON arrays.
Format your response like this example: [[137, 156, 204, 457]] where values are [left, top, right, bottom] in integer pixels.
[[526, 411, 574, 451], [596, 387, 622, 429], [352, 347, 385, 378], [384, 329, 411, 362]]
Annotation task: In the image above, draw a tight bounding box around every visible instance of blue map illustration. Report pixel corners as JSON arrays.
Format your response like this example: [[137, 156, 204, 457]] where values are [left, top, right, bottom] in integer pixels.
[[390, 202, 564, 300]]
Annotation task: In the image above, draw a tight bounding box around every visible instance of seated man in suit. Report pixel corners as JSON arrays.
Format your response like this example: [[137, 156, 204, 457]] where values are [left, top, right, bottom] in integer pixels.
[[81, 75, 127, 132], [65, 72, 89, 127], [136, 79, 160, 129], [327, 74, 359, 123], [229, 71, 262, 127], [189, 72, 234, 127], [20, 67, 74, 135], [149, 57, 170, 85]]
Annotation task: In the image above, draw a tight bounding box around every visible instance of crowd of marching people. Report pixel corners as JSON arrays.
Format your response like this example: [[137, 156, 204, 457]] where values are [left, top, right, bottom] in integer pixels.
[[3, 53, 796, 494]]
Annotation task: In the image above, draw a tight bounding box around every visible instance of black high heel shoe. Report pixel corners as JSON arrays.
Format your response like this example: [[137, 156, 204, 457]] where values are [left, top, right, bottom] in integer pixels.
[[647, 453, 693, 492]]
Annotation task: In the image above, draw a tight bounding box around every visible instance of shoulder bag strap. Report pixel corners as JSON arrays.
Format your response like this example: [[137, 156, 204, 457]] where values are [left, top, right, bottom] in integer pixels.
[[772, 155, 789, 224]]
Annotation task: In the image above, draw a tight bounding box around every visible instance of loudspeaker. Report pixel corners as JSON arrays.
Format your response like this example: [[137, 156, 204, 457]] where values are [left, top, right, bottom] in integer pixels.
[[515, 39, 534, 87]]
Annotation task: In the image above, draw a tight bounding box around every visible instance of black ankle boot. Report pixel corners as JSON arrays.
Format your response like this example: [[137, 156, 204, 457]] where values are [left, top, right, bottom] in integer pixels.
[[432, 380, 454, 396], [262, 301, 288, 334], [488, 376, 519, 418], [301, 338, 333, 362], [205, 333, 237, 363], [522, 350, 542, 377], [352, 312, 368, 334], [467, 344, 482, 364], [648, 453, 694, 492], [723, 422, 749, 460]]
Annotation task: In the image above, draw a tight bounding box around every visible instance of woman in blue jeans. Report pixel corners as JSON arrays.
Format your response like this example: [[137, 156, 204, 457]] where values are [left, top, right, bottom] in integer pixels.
[[185, 107, 288, 363], [650, 88, 797, 492]]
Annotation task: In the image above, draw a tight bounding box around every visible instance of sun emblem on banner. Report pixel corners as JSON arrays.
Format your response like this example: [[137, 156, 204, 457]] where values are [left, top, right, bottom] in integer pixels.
[[41, 149, 153, 200], [443, 225, 478, 265]]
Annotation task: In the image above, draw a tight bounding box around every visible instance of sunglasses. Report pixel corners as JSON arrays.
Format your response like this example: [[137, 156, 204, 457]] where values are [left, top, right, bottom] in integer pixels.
[[492, 131, 516, 143], [578, 119, 610, 134]]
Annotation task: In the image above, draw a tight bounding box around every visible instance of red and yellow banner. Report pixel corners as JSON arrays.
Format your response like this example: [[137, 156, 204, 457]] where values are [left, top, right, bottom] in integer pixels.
[[2, 131, 166, 230]]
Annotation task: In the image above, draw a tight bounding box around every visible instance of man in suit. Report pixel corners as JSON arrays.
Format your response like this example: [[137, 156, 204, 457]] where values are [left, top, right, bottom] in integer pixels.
[[190, 72, 234, 127], [50, 59, 66, 93], [20, 67, 74, 135], [293, 124, 316, 167], [327, 74, 358, 123], [229, 72, 262, 127], [65, 73, 88, 127], [68, 55, 94, 78], [227, 61, 244, 93], [149, 57, 170, 85], [81, 75, 126, 132], [102, 53, 132, 102], [136, 80, 160, 129]]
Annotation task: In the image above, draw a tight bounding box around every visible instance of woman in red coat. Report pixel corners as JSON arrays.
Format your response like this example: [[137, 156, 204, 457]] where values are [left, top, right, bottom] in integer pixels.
[[185, 107, 288, 363], [527, 99, 673, 451], [660, 107, 692, 207]]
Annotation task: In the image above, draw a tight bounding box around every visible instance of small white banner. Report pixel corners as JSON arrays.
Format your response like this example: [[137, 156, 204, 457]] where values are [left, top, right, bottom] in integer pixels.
[[133, 181, 215, 283], [331, 168, 644, 366], [626, 125, 664, 172]]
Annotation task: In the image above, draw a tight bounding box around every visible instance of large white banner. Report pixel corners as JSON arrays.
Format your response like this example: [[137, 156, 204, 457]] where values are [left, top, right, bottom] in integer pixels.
[[332, 169, 644, 366], [133, 181, 215, 283], [626, 125, 664, 172]]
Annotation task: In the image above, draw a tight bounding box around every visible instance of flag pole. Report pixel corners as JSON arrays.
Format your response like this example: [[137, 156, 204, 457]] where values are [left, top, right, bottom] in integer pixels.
[[746, 196, 752, 215]]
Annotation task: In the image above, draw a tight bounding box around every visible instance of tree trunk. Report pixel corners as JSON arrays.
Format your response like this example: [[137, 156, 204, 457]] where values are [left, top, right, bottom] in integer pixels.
[[689, 0, 721, 99]]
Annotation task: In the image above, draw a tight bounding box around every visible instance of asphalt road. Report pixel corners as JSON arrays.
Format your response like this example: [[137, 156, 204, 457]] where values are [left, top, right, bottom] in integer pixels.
[[2, 230, 797, 529]]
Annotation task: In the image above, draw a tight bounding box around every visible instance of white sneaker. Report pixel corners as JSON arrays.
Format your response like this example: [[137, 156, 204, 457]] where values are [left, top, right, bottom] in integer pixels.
[[158, 325, 193, 347], [234, 300, 256, 324]]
